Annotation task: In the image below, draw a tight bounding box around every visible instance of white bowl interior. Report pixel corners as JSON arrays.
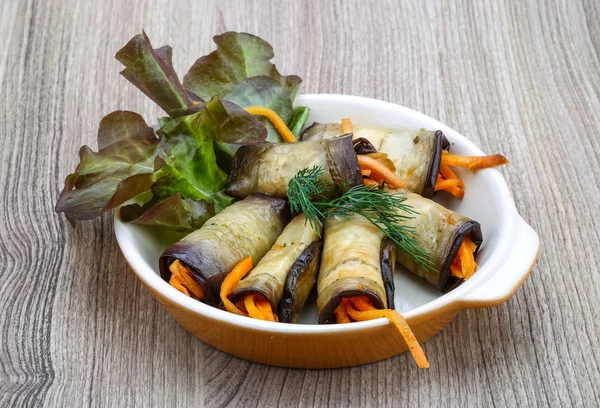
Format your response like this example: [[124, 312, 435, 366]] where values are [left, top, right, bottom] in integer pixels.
[[115, 94, 529, 333]]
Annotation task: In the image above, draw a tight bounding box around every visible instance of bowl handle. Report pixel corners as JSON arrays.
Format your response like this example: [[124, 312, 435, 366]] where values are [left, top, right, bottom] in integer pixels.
[[457, 218, 539, 307]]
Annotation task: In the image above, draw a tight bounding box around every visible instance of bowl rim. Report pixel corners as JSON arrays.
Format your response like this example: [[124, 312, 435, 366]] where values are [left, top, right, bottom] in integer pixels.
[[114, 93, 539, 335]]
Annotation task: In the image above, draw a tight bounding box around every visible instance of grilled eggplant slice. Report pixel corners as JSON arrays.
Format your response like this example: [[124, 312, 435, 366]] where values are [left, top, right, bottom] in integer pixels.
[[228, 215, 322, 323], [317, 214, 396, 324], [226, 135, 362, 199], [159, 194, 290, 305], [394, 192, 482, 290], [302, 123, 449, 198]]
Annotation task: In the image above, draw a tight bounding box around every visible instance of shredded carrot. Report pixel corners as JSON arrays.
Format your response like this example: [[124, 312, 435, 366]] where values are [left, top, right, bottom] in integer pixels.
[[366, 153, 396, 172], [220, 257, 253, 316], [439, 164, 465, 188], [343, 296, 429, 368], [244, 106, 298, 143], [169, 260, 204, 300], [334, 301, 352, 323], [441, 151, 509, 171], [363, 178, 380, 187], [361, 169, 372, 177], [244, 294, 266, 320], [450, 237, 478, 280], [256, 296, 278, 322], [341, 117, 353, 135], [465, 237, 478, 252], [169, 276, 190, 296], [434, 175, 460, 191], [357, 155, 406, 188]]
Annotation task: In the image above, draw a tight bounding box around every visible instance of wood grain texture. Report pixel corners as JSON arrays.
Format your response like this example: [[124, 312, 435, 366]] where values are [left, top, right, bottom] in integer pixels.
[[0, 0, 598, 406]]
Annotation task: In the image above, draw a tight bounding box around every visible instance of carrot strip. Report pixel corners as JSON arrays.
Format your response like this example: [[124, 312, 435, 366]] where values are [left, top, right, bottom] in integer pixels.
[[447, 186, 465, 199], [363, 178, 380, 187], [334, 300, 352, 323], [341, 117, 353, 135], [464, 236, 478, 252], [169, 276, 190, 297], [244, 294, 266, 320], [169, 260, 204, 300], [366, 153, 396, 172], [441, 151, 509, 171], [357, 155, 406, 188], [256, 296, 278, 322], [345, 297, 429, 368], [450, 263, 463, 278], [439, 164, 465, 188], [434, 176, 460, 191], [220, 257, 253, 316], [450, 238, 479, 280], [244, 106, 298, 143]]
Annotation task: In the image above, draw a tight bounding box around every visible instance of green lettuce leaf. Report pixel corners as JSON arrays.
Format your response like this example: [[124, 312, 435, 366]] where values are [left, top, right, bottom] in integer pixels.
[[183, 32, 301, 101], [223, 76, 296, 143], [116, 32, 197, 118], [120, 193, 215, 232], [55, 111, 163, 221], [152, 96, 265, 202]]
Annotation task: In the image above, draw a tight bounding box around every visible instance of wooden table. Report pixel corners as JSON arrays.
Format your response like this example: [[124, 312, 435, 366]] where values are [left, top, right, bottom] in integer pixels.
[[2, 0, 599, 406]]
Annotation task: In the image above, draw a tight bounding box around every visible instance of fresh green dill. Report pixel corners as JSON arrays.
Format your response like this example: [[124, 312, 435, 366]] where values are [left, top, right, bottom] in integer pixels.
[[286, 166, 434, 271]]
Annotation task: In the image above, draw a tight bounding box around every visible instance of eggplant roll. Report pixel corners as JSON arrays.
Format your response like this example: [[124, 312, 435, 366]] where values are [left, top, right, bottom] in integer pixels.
[[395, 192, 483, 290], [302, 123, 449, 198], [229, 215, 323, 323], [159, 194, 290, 305], [226, 135, 363, 199], [317, 214, 396, 324]]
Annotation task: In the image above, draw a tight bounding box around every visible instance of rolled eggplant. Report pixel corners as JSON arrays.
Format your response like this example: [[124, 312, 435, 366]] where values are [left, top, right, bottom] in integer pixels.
[[228, 215, 322, 323], [159, 194, 290, 305], [302, 123, 449, 198], [394, 192, 483, 290], [317, 214, 396, 324], [226, 135, 363, 199]]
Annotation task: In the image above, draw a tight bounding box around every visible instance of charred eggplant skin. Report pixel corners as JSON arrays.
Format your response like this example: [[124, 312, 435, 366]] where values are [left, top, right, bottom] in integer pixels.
[[380, 238, 396, 310], [421, 130, 450, 198], [352, 137, 378, 154], [278, 241, 323, 323], [159, 194, 290, 305], [226, 135, 362, 199]]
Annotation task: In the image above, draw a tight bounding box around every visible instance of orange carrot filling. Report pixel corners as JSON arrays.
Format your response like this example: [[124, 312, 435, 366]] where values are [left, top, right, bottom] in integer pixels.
[[449, 237, 478, 279], [363, 178, 380, 187], [441, 150, 509, 171], [436, 151, 507, 198], [357, 155, 406, 188], [334, 296, 429, 368], [341, 117, 353, 135], [244, 106, 298, 143], [220, 257, 277, 322], [169, 260, 204, 300]]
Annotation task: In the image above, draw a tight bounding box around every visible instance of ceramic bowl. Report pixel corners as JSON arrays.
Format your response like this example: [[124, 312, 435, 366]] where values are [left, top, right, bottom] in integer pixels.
[[114, 94, 539, 368]]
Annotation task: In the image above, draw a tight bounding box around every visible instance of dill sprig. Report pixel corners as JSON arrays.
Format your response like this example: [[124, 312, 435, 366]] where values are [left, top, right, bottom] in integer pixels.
[[287, 166, 435, 271]]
